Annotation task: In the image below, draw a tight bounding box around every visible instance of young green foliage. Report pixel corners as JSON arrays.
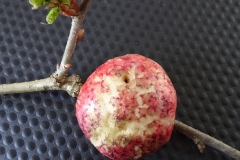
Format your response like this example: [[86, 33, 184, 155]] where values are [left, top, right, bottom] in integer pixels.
[[60, 0, 69, 4], [29, 0, 50, 9], [46, 7, 60, 24], [29, 0, 77, 24]]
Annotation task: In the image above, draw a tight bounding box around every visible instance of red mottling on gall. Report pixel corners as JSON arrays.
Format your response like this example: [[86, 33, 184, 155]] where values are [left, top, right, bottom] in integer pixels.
[[76, 54, 177, 160]]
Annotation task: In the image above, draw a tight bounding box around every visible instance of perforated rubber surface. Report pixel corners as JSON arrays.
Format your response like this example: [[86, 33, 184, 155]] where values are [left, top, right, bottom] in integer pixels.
[[0, 0, 240, 160]]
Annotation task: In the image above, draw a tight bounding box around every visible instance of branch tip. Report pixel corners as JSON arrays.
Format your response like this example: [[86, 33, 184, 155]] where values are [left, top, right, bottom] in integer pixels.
[[174, 120, 240, 159]]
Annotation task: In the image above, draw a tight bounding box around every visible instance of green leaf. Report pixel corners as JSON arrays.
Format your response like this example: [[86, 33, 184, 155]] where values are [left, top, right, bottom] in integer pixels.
[[60, 0, 69, 4], [29, 0, 49, 8], [46, 7, 60, 24]]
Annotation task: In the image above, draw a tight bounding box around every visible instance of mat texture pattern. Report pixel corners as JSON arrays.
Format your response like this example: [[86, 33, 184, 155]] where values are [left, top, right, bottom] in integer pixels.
[[0, 0, 240, 160]]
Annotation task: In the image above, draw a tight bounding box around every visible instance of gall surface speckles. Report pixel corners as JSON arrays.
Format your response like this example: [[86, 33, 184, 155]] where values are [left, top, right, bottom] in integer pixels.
[[76, 54, 177, 160]]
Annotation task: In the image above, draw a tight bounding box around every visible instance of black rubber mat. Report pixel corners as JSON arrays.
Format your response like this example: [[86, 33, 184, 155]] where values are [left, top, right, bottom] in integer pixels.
[[0, 0, 240, 160]]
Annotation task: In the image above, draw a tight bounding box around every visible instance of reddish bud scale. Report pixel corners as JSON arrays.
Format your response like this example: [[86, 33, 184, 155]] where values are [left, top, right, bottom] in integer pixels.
[[76, 54, 177, 160], [60, 0, 79, 16]]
